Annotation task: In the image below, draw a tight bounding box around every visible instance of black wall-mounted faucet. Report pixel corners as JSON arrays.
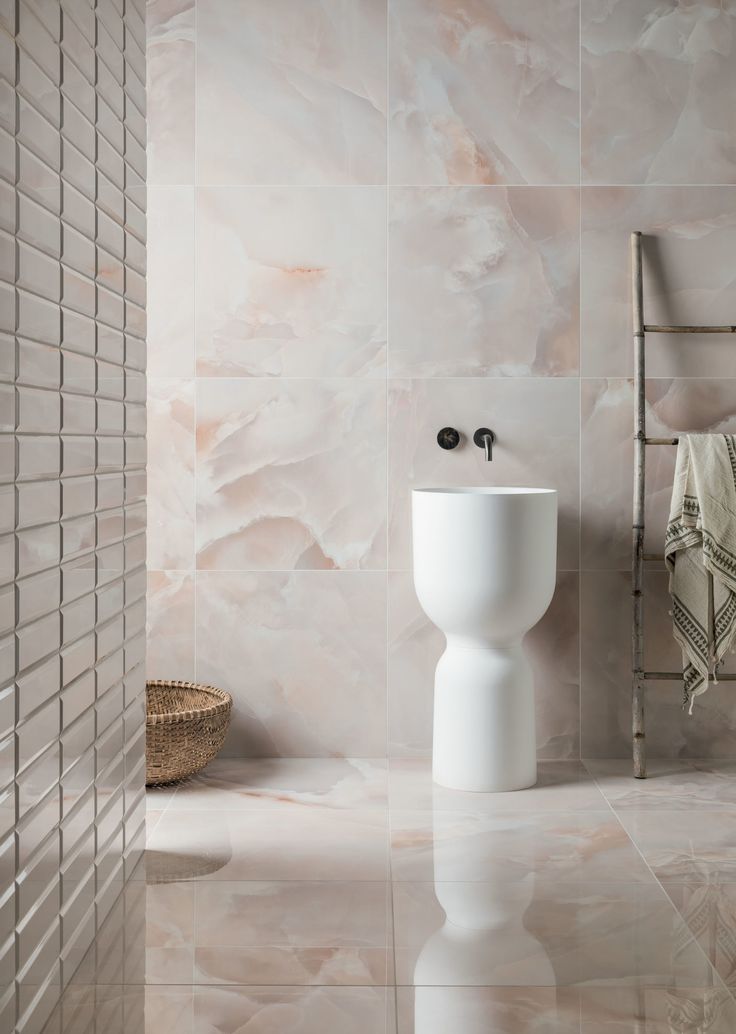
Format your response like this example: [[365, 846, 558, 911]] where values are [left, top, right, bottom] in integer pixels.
[[473, 428, 496, 461]]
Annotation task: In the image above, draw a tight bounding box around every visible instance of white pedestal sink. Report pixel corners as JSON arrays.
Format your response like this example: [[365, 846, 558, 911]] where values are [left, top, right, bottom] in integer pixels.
[[412, 487, 557, 792]]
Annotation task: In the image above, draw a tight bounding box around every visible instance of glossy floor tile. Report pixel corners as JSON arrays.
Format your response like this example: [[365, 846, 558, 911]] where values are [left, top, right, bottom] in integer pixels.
[[43, 758, 736, 1033]]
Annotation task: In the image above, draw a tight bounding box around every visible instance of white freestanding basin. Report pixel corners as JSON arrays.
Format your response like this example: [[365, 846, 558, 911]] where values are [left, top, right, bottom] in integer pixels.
[[412, 487, 557, 792]]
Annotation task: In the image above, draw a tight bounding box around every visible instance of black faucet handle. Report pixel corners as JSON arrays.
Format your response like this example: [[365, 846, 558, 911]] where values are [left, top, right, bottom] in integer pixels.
[[437, 427, 461, 450]]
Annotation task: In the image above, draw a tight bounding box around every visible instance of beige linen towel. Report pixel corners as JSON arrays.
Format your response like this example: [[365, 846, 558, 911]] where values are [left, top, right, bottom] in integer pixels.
[[665, 434, 736, 712]]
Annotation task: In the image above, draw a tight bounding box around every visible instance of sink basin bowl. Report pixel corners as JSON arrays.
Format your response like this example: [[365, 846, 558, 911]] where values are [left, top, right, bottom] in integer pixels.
[[412, 487, 557, 792]]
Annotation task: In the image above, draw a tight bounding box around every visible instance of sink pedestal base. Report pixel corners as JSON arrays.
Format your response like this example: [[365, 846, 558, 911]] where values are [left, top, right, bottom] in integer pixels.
[[432, 640, 536, 793]]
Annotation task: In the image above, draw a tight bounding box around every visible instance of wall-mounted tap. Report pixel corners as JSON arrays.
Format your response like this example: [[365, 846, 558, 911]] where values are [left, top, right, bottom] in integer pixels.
[[473, 428, 496, 461]]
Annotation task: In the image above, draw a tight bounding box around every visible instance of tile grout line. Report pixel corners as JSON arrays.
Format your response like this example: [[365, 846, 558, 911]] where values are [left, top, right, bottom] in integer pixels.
[[385, 6, 399, 1027]]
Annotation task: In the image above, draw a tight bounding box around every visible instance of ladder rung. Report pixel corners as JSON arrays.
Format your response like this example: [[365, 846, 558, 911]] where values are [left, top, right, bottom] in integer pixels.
[[642, 671, 736, 681], [644, 324, 736, 334], [644, 437, 678, 445]]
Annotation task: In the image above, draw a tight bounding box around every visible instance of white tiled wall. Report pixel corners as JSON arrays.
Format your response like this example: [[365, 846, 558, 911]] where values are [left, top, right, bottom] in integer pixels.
[[0, 2, 146, 1031]]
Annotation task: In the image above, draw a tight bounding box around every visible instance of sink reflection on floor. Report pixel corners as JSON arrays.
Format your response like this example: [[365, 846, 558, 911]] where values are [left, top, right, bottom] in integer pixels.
[[43, 758, 736, 1033]]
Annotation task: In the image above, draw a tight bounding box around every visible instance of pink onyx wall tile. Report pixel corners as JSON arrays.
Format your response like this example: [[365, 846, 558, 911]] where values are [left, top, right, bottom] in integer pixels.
[[196, 0, 387, 185], [581, 571, 736, 759], [581, 187, 736, 377], [196, 379, 387, 571], [147, 0, 195, 184], [390, 0, 580, 186], [582, 378, 736, 571], [147, 379, 195, 571], [195, 186, 386, 378], [388, 570, 580, 759], [146, 571, 195, 682], [388, 186, 579, 377], [387, 378, 580, 570], [147, 186, 194, 378], [195, 571, 388, 757], [582, 1, 736, 185]]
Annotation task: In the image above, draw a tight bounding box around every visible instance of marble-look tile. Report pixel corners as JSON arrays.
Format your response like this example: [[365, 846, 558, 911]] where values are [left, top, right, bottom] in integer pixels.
[[664, 883, 736, 991], [146, 571, 195, 682], [192, 881, 391, 986], [581, 378, 736, 570], [196, 0, 387, 185], [147, 379, 195, 570], [617, 810, 736, 884], [390, 0, 579, 185], [585, 758, 736, 810], [195, 186, 386, 378], [582, 2, 736, 185], [147, 0, 195, 184], [396, 987, 581, 1033], [189, 985, 397, 1034], [194, 572, 387, 757], [166, 757, 388, 811], [388, 571, 580, 759], [580, 570, 736, 759], [390, 810, 652, 884], [388, 187, 579, 377], [387, 378, 580, 570], [146, 807, 390, 881], [147, 187, 195, 378], [389, 759, 608, 813], [196, 379, 387, 570], [392, 880, 715, 987], [50, 985, 397, 1034], [581, 187, 736, 377], [577, 986, 736, 1033]]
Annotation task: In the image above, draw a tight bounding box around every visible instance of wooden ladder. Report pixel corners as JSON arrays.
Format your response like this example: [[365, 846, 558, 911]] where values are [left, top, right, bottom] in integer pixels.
[[630, 231, 736, 778]]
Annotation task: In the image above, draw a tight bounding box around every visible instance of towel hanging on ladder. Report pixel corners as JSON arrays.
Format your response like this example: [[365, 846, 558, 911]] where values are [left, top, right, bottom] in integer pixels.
[[665, 434, 736, 712]]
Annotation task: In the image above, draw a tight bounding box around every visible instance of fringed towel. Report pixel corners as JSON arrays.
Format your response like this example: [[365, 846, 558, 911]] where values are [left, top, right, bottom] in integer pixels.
[[665, 434, 736, 712]]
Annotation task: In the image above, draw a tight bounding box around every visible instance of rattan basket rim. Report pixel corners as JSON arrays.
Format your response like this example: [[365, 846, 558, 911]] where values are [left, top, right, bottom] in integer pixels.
[[146, 679, 232, 725]]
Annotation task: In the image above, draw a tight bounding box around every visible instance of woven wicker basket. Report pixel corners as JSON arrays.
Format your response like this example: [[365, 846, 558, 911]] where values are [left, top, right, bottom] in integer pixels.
[[146, 680, 232, 786]]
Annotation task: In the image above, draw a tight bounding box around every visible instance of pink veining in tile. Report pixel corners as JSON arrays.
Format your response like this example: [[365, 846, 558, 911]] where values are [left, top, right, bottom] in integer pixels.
[[192, 881, 391, 986], [196, 379, 386, 571], [196, 0, 387, 185], [389, 809, 652, 884], [167, 757, 388, 811], [388, 571, 580, 759], [390, 0, 580, 185], [196, 186, 386, 378], [581, 187, 736, 377], [582, 1, 736, 184], [146, 379, 195, 570], [388, 378, 580, 570], [195, 572, 387, 757], [146, 571, 195, 682], [147, 187, 195, 378], [147, 0, 195, 184], [389, 187, 579, 377], [392, 879, 714, 987]]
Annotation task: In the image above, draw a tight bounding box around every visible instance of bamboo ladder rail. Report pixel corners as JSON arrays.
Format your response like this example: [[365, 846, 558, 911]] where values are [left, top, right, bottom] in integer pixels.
[[631, 231, 736, 778]]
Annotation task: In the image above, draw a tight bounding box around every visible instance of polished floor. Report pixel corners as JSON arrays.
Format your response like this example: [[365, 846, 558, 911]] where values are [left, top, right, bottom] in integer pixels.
[[45, 758, 736, 1032]]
